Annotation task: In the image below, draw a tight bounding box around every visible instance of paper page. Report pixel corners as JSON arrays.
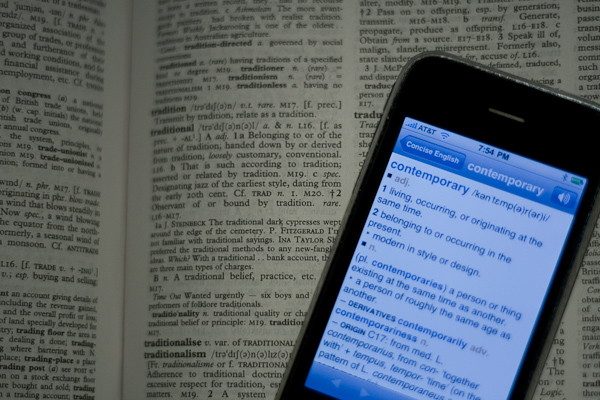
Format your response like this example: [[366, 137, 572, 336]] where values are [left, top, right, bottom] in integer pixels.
[[122, 1, 600, 399], [0, 1, 131, 398]]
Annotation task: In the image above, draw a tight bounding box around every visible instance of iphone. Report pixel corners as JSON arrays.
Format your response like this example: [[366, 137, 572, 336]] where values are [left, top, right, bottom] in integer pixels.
[[276, 52, 600, 400]]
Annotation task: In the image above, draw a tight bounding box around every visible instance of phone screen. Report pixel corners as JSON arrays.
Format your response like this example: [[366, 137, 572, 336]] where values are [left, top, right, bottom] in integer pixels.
[[304, 117, 587, 400]]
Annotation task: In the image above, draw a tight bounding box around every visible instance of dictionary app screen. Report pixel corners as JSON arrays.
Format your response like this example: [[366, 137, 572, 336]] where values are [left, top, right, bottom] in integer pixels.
[[304, 117, 586, 400]]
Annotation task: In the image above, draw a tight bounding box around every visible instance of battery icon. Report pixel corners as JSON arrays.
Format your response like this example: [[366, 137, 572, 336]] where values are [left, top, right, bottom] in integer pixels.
[[571, 177, 583, 185]]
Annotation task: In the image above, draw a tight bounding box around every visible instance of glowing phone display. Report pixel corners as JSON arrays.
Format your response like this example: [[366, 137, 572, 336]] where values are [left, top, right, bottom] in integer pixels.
[[304, 117, 586, 400]]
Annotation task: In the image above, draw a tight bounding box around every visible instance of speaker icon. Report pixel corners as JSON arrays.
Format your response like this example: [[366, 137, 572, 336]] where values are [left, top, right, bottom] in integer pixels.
[[557, 192, 570, 205], [552, 187, 577, 208]]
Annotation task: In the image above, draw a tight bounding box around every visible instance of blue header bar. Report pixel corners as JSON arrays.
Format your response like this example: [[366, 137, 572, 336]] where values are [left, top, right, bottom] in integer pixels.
[[395, 118, 587, 214]]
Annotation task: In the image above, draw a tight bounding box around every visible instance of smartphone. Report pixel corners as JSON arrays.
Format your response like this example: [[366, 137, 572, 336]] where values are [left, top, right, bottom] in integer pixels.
[[277, 52, 600, 400]]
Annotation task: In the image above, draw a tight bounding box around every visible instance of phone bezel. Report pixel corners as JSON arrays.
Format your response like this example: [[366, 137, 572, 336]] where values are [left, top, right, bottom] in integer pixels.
[[276, 52, 600, 400]]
